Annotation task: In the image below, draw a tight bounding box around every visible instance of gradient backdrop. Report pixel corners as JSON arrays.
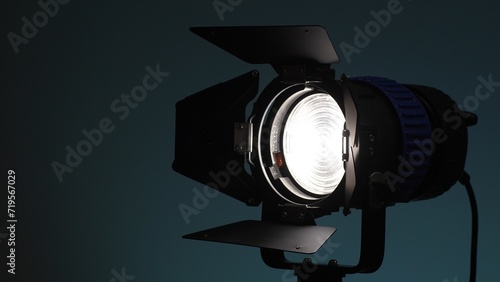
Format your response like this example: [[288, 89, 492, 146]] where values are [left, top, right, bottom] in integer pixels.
[[1, 0, 499, 281]]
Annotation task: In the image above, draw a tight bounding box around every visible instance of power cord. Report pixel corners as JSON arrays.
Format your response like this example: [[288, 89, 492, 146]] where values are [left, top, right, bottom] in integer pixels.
[[458, 171, 477, 282]]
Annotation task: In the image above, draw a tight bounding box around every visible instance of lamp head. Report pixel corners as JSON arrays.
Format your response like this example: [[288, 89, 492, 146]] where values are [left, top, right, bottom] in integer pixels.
[[172, 25, 476, 278]]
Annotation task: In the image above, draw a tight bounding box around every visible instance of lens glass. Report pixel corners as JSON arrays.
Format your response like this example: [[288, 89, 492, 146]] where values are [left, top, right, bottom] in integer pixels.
[[283, 93, 345, 196]]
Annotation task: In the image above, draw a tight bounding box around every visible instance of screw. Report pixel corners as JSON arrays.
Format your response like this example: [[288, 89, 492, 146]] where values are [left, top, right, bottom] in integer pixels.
[[328, 260, 338, 266]]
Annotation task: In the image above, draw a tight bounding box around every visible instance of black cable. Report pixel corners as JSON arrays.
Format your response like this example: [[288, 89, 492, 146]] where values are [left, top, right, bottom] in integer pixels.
[[458, 171, 477, 282]]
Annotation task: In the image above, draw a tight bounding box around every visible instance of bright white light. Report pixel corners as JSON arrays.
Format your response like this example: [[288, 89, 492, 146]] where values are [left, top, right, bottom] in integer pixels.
[[283, 93, 345, 196]]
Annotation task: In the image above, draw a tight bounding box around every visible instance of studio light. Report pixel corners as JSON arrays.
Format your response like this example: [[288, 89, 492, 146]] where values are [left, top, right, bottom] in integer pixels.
[[172, 26, 478, 281]]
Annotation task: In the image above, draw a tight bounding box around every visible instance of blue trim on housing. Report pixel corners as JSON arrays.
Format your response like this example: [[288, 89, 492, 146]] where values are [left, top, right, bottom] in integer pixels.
[[352, 76, 433, 199]]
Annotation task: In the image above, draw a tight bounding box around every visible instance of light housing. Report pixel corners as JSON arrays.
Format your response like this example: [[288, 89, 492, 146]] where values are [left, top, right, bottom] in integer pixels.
[[172, 25, 477, 281]]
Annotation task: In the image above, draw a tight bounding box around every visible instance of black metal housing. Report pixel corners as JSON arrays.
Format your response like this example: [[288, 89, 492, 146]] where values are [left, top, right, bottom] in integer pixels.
[[173, 25, 476, 282]]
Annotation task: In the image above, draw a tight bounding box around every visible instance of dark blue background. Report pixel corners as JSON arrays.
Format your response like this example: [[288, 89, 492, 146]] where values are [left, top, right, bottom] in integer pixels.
[[1, 0, 499, 281]]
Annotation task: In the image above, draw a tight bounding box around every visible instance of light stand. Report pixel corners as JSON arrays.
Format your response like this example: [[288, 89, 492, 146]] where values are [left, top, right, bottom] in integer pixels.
[[260, 191, 386, 282]]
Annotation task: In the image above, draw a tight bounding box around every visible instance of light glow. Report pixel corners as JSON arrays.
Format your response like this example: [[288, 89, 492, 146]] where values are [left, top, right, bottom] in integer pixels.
[[282, 93, 345, 196]]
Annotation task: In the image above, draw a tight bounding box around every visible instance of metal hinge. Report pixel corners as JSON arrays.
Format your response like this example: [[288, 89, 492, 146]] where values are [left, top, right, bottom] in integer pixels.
[[234, 123, 253, 154]]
